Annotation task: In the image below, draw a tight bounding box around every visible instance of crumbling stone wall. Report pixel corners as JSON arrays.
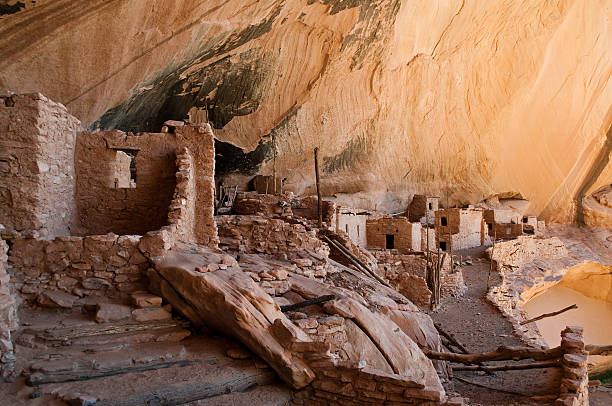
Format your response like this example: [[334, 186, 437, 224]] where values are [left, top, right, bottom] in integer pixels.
[[556, 326, 589, 406], [0, 239, 17, 379], [0, 91, 80, 237], [408, 195, 439, 225], [293, 360, 451, 405], [75, 130, 177, 236], [8, 234, 150, 303], [217, 215, 329, 257], [75, 122, 218, 247], [375, 251, 431, 308], [366, 217, 421, 251]]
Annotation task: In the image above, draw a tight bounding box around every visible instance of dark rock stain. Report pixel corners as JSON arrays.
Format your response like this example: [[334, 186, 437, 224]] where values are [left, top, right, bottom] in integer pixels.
[[323, 135, 368, 173], [0, 1, 25, 16], [92, 3, 282, 132]]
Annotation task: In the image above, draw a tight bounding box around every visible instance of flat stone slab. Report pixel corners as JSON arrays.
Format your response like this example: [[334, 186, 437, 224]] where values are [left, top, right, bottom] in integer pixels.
[[95, 303, 132, 323]]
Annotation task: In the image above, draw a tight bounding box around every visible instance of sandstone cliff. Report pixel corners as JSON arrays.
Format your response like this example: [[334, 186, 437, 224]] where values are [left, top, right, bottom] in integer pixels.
[[1, 0, 611, 221]]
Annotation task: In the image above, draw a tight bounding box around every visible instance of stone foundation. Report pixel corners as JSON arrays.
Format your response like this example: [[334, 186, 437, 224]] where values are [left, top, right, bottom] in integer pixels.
[[0, 240, 17, 379], [8, 234, 150, 304]]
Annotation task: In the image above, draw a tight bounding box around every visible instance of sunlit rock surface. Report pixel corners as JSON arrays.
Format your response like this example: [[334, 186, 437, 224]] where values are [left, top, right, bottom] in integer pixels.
[[1, 0, 611, 220]]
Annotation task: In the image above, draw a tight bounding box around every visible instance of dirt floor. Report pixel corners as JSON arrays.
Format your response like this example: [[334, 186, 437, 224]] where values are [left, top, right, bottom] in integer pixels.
[[428, 245, 612, 406]]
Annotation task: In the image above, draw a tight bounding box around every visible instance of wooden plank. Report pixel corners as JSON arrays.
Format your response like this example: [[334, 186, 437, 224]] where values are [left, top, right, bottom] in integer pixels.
[[26, 360, 201, 386], [37, 320, 189, 341], [94, 369, 277, 406]]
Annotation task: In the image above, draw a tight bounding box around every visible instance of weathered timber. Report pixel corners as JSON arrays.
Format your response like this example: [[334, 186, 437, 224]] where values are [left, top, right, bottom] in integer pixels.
[[519, 304, 578, 325], [423, 345, 564, 363], [314, 147, 322, 227], [452, 360, 560, 373], [26, 360, 200, 386], [434, 322, 470, 354], [280, 295, 335, 312], [94, 368, 277, 406], [36, 320, 189, 341], [324, 236, 391, 288], [586, 344, 612, 356]]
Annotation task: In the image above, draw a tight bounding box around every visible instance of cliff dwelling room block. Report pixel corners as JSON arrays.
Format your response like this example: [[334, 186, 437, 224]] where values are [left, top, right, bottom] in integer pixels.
[[1, 2, 611, 406]]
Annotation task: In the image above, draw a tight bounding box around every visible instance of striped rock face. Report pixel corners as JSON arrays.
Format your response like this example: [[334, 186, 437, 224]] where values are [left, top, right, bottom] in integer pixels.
[[1, 0, 611, 220]]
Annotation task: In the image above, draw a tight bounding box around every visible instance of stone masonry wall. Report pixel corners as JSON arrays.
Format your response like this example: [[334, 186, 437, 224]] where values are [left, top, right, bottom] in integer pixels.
[[366, 217, 421, 251], [436, 209, 485, 251], [8, 234, 150, 304], [0, 239, 17, 379], [0, 91, 80, 238], [75, 130, 177, 236], [172, 123, 218, 248], [217, 215, 329, 258]]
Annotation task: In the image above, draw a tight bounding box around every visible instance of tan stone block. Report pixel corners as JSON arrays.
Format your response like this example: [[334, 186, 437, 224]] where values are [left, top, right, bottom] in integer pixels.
[[132, 307, 171, 322], [131, 292, 163, 308]]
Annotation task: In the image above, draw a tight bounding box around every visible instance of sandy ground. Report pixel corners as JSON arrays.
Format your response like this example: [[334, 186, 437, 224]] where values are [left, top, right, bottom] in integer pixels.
[[430, 247, 561, 405], [428, 243, 612, 405]]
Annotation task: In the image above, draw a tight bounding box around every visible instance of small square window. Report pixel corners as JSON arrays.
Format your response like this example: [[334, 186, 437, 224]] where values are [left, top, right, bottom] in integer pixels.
[[441, 217, 447, 226]]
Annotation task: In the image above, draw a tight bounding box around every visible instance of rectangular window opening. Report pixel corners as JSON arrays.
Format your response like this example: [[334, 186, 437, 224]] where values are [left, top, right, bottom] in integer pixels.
[[428, 202, 432, 210], [112, 149, 137, 189], [439, 241, 447, 251], [441, 216, 448, 226]]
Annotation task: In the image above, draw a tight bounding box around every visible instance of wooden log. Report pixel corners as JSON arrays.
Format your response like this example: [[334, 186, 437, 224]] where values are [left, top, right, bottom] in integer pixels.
[[36, 320, 189, 341], [434, 323, 470, 354], [26, 360, 200, 386], [329, 237, 391, 288], [272, 133, 277, 194], [519, 304, 578, 325], [323, 236, 376, 280], [423, 345, 564, 363], [314, 147, 322, 227], [94, 368, 277, 406], [586, 344, 612, 356], [280, 295, 335, 312], [452, 360, 560, 373]]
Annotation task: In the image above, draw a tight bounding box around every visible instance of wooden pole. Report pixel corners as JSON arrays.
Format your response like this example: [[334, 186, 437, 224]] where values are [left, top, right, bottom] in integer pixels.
[[452, 361, 560, 373], [487, 228, 496, 289], [423, 345, 564, 363], [520, 304, 578, 325], [314, 147, 322, 227], [272, 134, 277, 194]]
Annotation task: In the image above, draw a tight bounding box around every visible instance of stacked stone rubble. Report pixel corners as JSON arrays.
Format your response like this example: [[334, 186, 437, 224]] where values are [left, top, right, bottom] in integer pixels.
[[9, 234, 150, 303], [0, 240, 17, 379], [292, 359, 452, 405], [555, 326, 589, 406], [217, 215, 330, 257]]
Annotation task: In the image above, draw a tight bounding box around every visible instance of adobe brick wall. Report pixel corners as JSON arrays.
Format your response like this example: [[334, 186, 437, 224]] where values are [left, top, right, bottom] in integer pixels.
[[335, 207, 368, 248], [0, 91, 80, 237], [366, 217, 421, 252], [435, 209, 484, 251]]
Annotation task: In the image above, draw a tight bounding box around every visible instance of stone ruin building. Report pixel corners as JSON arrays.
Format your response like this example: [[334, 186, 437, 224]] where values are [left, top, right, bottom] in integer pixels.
[[1, 2, 612, 406], [0, 90, 607, 406]]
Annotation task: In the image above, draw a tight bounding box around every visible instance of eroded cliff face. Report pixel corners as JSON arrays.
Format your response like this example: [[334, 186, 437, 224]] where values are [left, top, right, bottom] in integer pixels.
[[1, 0, 611, 220]]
